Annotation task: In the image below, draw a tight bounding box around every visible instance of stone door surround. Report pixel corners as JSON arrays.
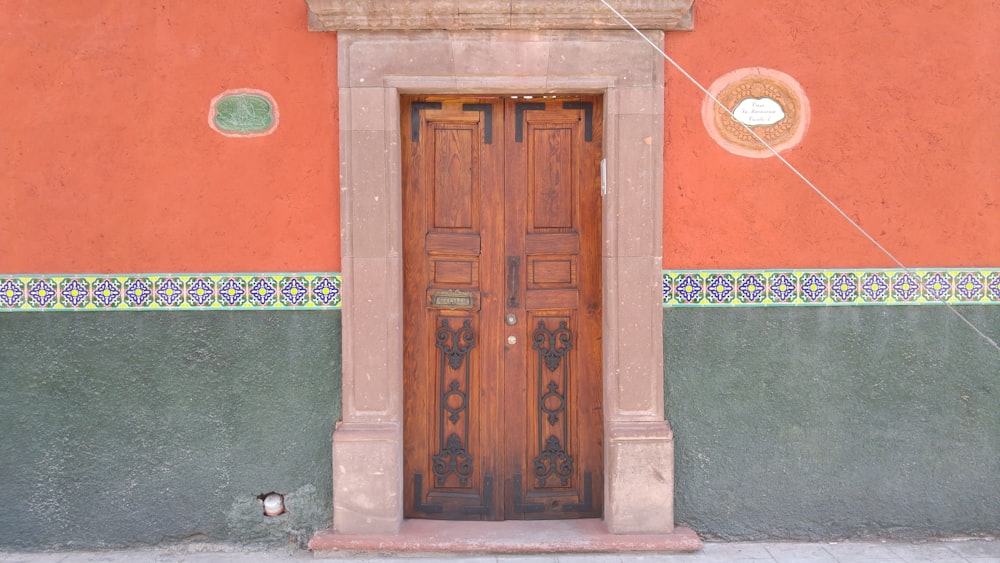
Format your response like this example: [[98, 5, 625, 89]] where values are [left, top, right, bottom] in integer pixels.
[[305, 0, 692, 537]]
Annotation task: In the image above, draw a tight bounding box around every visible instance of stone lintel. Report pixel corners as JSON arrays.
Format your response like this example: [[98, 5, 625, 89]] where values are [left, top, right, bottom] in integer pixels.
[[305, 0, 694, 32]]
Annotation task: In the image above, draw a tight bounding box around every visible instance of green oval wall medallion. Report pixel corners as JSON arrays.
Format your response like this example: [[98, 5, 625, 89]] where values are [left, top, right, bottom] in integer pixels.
[[210, 90, 278, 137]]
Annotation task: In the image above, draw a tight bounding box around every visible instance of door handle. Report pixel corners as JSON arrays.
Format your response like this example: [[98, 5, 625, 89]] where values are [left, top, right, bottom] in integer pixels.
[[506, 256, 520, 308]]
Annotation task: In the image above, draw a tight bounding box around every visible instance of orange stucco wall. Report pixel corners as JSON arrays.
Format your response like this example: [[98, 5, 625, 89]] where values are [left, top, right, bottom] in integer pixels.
[[3, 2, 996, 275], [0, 0, 339, 274], [663, 0, 999, 269]]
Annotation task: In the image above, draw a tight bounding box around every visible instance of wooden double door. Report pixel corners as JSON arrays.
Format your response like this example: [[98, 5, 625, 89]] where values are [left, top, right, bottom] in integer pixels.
[[402, 96, 603, 520]]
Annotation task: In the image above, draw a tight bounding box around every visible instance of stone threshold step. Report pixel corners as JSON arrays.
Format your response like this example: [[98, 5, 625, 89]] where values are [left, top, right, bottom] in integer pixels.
[[309, 519, 702, 556]]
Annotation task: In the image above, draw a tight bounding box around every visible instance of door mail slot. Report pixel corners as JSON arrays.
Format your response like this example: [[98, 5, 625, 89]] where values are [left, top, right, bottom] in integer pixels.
[[428, 289, 477, 310]]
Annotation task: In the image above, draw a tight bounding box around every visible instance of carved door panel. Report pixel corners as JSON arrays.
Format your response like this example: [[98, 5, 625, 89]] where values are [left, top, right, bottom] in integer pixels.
[[403, 96, 602, 520]]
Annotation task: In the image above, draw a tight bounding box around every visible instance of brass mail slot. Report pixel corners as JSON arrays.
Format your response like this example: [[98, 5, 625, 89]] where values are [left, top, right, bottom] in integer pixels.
[[429, 289, 477, 310]]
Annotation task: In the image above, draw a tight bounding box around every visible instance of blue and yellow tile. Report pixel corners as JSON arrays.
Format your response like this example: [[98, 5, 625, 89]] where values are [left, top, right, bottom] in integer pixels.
[[2, 270, 997, 311], [0, 273, 342, 311], [662, 269, 1000, 307]]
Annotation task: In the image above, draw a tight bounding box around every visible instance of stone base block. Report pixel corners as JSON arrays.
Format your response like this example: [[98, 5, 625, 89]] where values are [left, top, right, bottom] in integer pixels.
[[330, 421, 402, 535], [605, 420, 675, 534]]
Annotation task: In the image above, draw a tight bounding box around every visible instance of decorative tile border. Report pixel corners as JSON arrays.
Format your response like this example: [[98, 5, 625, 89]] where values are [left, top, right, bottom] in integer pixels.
[[0, 274, 341, 311], [664, 269, 1000, 307], [4, 270, 998, 310]]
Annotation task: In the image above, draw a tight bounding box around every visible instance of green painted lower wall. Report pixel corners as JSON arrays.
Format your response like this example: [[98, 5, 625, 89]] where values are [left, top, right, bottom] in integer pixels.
[[665, 306, 1000, 540], [2, 307, 997, 548], [0, 311, 342, 550]]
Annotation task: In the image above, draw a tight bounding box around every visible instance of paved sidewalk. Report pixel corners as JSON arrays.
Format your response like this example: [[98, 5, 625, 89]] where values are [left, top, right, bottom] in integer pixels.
[[2, 539, 999, 563]]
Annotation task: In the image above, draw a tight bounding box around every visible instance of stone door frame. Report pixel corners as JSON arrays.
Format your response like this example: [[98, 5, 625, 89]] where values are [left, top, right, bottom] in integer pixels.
[[329, 28, 674, 535]]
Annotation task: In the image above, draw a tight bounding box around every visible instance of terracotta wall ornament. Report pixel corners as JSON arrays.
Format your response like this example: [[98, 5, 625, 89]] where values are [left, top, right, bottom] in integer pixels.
[[702, 68, 810, 158], [209, 89, 279, 137]]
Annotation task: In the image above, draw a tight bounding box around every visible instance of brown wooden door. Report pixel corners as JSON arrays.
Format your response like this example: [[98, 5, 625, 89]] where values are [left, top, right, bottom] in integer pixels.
[[402, 96, 602, 520]]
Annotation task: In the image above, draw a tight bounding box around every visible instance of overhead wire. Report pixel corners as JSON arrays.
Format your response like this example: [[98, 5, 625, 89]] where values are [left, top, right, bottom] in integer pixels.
[[597, 0, 1000, 353]]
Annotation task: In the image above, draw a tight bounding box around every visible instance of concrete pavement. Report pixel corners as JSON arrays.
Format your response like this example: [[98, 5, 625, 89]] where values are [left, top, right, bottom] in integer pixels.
[[2, 539, 999, 563]]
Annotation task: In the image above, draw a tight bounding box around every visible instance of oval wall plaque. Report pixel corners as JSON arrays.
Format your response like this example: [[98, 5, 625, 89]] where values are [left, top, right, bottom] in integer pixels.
[[702, 68, 809, 158], [209, 89, 279, 137]]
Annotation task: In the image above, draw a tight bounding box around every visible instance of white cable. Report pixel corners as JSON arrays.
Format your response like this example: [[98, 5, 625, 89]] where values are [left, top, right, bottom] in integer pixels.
[[599, 0, 1000, 352]]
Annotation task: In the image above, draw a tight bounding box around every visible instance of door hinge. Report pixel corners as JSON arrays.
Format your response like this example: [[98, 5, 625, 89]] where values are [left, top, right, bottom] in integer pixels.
[[600, 158, 607, 197]]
